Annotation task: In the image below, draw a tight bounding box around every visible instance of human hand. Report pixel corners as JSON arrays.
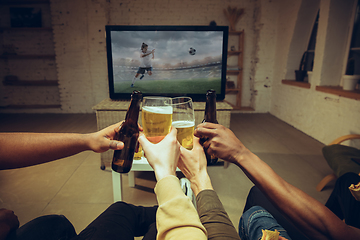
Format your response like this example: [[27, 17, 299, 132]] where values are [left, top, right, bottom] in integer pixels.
[[194, 122, 248, 164], [178, 136, 213, 195], [88, 121, 143, 153], [0, 208, 19, 238], [139, 127, 180, 181]]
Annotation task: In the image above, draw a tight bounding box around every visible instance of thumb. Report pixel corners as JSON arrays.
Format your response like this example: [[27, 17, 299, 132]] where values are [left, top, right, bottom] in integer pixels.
[[165, 126, 177, 140], [108, 139, 124, 150], [179, 144, 189, 159], [192, 135, 203, 149], [138, 132, 152, 152]]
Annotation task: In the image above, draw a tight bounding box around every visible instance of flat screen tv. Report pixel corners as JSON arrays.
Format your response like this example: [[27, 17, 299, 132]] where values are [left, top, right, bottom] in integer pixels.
[[105, 25, 228, 101]]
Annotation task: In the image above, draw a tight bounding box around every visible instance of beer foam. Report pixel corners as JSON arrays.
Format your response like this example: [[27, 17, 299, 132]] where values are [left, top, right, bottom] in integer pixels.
[[172, 120, 195, 128], [142, 106, 173, 114]]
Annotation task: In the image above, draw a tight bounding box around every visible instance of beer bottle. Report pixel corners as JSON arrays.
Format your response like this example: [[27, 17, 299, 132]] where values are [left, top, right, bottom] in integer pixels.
[[201, 89, 219, 165], [112, 90, 142, 173], [133, 143, 142, 160]]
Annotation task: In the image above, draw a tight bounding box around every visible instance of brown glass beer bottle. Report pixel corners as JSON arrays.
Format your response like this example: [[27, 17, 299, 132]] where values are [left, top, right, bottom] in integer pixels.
[[201, 89, 219, 165], [112, 90, 142, 173]]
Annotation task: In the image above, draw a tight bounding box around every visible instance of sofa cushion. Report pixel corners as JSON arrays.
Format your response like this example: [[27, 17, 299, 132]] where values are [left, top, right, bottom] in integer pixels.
[[322, 144, 360, 177]]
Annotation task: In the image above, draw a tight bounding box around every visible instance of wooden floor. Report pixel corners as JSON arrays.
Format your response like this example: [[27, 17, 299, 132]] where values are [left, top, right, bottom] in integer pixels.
[[0, 113, 334, 236]]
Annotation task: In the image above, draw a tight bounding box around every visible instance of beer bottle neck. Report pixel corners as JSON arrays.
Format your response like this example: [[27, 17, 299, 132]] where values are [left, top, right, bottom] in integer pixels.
[[125, 97, 141, 124], [204, 95, 217, 122]]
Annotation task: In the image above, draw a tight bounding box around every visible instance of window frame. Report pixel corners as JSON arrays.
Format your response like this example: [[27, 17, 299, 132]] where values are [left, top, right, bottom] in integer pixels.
[[342, 0, 360, 76]]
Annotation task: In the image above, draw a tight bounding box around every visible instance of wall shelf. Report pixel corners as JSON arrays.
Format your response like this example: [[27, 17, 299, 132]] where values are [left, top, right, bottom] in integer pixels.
[[0, 0, 60, 110], [229, 30, 244, 35], [226, 88, 240, 93], [223, 100, 254, 111], [0, 0, 50, 5], [226, 30, 244, 109], [0, 104, 61, 109], [281, 80, 360, 100], [0, 54, 55, 59], [228, 51, 242, 55], [0, 27, 52, 31], [282, 79, 311, 89], [227, 70, 242, 74], [3, 80, 58, 86], [316, 86, 360, 100]]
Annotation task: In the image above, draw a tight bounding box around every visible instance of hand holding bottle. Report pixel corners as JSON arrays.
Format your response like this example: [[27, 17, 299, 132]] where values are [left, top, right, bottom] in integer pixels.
[[194, 122, 247, 165], [88, 121, 125, 153], [112, 90, 142, 173], [0, 208, 19, 239]]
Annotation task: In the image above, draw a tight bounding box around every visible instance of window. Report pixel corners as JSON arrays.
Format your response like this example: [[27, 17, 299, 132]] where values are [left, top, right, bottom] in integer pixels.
[[305, 11, 319, 72], [345, 0, 360, 75]]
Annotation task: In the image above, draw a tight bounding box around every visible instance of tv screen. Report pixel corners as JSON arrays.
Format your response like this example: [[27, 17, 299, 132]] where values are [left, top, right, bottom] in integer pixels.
[[105, 25, 228, 101]]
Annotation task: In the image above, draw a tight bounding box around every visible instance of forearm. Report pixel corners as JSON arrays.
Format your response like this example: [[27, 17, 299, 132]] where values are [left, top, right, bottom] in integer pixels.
[[189, 165, 239, 239], [0, 133, 92, 169], [142, 52, 152, 57], [235, 149, 360, 239], [154, 175, 207, 240], [197, 190, 240, 240], [191, 171, 214, 196]]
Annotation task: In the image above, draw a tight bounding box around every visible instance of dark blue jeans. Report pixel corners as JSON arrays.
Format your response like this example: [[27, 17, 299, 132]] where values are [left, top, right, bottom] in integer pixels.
[[325, 172, 360, 228], [241, 186, 309, 240], [6, 214, 76, 240], [239, 206, 291, 240], [6, 202, 157, 240]]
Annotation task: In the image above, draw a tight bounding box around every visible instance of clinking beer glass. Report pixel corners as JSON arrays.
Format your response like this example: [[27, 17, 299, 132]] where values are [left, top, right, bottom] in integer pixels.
[[141, 97, 173, 143], [172, 97, 195, 150]]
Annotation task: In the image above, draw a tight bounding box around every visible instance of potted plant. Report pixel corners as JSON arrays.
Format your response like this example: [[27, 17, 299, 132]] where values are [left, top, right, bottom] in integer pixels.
[[295, 52, 308, 82], [343, 58, 360, 91]]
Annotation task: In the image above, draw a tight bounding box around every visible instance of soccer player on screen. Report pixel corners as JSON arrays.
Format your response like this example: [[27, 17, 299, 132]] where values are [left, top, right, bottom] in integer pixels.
[[131, 43, 155, 87]]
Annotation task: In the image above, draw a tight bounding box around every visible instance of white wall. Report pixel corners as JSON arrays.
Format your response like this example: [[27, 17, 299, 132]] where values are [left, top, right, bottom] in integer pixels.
[[0, 0, 276, 114], [270, 0, 360, 145], [1, 0, 359, 146], [48, 0, 261, 113], [49, 0, 108, 113], [0, 3, 61, 111], [249, 0, 278, 112], [284, 0, 320, 79]]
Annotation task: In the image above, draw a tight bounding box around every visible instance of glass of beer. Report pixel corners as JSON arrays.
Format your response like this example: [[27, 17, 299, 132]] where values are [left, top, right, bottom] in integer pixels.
[[142, 96, 173, 143], [172, 97, 195, 150]]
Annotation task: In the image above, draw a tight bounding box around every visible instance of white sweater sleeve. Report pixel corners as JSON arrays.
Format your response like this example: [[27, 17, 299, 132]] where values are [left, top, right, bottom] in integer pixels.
[[154, 175, 207, 240]]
